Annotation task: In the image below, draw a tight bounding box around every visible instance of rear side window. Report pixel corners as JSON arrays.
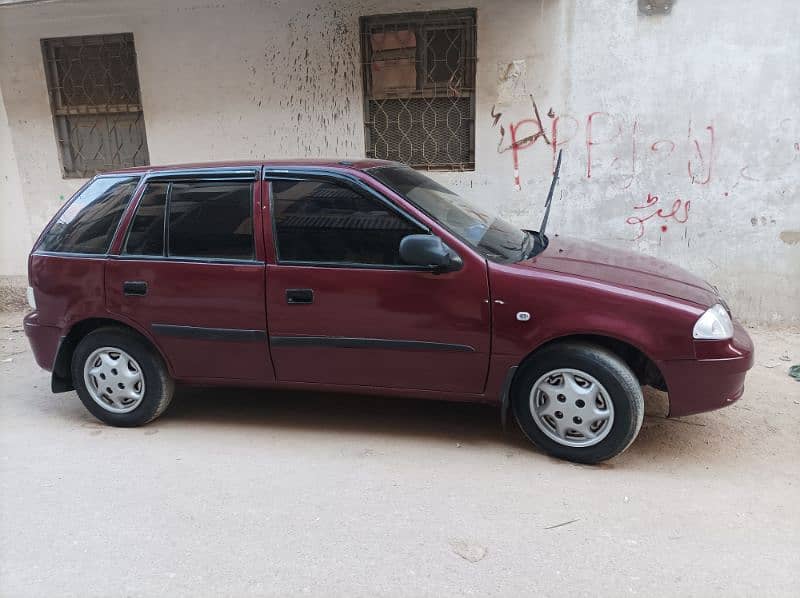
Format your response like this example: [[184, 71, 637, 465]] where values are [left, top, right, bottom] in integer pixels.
[[168, 181, 254, 260], [123, 183, 168, 256], [38, 176, 139, 254]]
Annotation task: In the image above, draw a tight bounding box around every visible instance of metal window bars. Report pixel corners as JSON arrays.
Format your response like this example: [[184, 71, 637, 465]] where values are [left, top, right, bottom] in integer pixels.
[[42, 33, 150, 178], [360, 9, 477, 171]]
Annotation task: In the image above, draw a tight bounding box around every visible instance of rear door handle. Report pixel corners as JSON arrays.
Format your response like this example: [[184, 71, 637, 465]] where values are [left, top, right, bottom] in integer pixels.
[[286, 288, 313, 304], [123, 281, 148, 296]]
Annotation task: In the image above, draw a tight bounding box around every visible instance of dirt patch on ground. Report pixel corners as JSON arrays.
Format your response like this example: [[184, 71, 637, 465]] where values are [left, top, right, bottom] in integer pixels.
[[0, 281, 26, 312]]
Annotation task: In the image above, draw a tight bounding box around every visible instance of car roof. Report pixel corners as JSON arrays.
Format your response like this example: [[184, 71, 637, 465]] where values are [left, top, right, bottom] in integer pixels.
[[102, 158, 400, 176]]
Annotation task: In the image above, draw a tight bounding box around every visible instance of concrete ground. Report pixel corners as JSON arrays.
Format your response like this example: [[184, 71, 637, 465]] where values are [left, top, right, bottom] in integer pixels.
[[1, 309, 798, 597]]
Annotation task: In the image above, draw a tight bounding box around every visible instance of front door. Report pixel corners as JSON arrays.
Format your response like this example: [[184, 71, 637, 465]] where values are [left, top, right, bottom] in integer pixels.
[[106, 171, 273, 382], [263, 173, 490, 393]]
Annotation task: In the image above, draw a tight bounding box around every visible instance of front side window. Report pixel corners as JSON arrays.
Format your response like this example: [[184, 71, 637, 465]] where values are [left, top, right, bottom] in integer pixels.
[[168, 181, 254, 260], [38, 176, 140, 254], [271, 179, 421, 265]]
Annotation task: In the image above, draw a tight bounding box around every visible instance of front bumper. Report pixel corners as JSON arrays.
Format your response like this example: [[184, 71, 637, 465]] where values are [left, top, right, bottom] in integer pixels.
[[23, 311, 62, 372], [657, 320, 754, 417]]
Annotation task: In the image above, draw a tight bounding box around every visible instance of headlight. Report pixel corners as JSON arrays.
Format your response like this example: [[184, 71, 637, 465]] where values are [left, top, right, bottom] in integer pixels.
[[693, 304, 733, 340]]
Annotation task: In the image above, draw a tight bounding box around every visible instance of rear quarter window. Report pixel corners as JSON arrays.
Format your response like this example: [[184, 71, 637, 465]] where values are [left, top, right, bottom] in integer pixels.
[[37, 176, 140, 254]]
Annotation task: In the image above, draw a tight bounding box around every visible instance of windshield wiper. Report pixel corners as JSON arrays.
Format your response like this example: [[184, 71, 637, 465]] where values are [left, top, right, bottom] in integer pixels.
[[538, 149, 563, 241]]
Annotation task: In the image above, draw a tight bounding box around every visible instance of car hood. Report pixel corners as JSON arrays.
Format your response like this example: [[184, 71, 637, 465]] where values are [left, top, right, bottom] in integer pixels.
[[520, 235, 718, 307]]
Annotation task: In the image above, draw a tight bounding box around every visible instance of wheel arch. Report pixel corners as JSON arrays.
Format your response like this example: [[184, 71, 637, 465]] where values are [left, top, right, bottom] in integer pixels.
[[51, 317, 171, 393], [501, 332, 667, 428], [519, 333, 667, 391]]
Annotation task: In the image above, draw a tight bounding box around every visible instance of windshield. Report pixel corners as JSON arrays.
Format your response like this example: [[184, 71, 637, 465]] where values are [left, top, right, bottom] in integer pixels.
[[369, 166, 539, 262]]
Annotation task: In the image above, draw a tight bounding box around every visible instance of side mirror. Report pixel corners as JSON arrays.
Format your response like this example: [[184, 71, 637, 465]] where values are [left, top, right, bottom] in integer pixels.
[[399, 234, 463, 272]]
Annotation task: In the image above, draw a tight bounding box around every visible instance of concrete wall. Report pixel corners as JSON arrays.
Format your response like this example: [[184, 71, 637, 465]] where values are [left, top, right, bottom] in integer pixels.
[[0, 0, 797, 323], [0, 78, 31, 278], [0, 81, 29, 307]]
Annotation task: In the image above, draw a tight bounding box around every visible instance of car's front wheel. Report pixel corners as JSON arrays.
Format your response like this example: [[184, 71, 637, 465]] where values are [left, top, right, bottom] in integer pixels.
[[71, 327, 174, 426], [512, 343, 644, 463]]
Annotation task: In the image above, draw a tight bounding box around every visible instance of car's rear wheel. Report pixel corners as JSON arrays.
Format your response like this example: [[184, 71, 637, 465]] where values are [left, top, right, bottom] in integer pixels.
[[71, 327, 174, 426], [512, 343, 644, 463]]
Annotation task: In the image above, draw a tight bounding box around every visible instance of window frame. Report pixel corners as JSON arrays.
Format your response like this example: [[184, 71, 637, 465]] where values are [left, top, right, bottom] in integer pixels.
[[264, 169, 446, 271], [359, 9, 477, 171], [40, 33, 150, 179], [166, 180, 256, 262], [112, 168, 263, 265]]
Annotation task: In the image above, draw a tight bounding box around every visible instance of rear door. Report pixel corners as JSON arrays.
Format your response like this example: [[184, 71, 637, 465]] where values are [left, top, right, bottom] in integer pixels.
[[262, 171, 490, 393], [106, 169, 274, 382]]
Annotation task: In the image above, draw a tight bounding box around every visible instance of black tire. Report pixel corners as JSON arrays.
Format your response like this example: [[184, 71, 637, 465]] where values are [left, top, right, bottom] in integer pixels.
[[512, 343, 644, 464], [71, 327, 174, 427]]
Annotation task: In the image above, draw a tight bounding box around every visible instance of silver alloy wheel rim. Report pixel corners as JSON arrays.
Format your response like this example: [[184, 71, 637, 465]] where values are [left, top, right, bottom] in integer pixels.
[[83, 346, 145, 414], [529, 368, 615, 448]]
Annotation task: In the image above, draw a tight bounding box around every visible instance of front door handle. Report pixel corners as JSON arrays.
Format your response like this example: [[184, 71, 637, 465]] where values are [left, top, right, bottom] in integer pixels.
[[286, 288, 313, 304], [123, 281, 148, 296]]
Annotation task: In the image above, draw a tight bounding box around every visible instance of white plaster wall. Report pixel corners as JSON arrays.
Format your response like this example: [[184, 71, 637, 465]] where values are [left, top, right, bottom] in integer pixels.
[[0, 82, 31, 278], [0, 0, 797, 323], [554, 0, 800, 324]]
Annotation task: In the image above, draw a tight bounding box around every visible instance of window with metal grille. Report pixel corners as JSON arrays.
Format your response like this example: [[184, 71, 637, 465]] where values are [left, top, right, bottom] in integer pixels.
[[360, 9, 477, 171], [41, 33, 150, 179]]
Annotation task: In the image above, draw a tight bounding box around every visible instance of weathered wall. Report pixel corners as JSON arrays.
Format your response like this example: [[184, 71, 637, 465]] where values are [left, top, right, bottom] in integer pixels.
[[0, 81, 30, 279], [542, 0, 800, 324], [0, 80, 29, 307], [0, 0, 797, 323]]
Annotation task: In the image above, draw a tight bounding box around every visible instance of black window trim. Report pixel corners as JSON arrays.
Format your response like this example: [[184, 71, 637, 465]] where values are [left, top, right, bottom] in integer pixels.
[[114, 168, 262, 264], [163, 181, 172, 258], [108, 255, 264, 266], [263, 168, 455, 271], [166, 178, 256, 262], [146, 168, 260, 182]]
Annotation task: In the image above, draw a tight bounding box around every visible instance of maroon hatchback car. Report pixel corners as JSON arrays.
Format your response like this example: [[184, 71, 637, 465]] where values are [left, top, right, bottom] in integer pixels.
[[24, 159, 753, 463]]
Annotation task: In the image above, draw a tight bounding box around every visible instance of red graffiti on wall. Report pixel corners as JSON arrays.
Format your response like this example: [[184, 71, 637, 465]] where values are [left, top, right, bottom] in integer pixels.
[[586, 111, 622, 179], [491, 103, 796, 240], [549, 113, 579, 175], [494, 96, 551, 189], [493, 105, 717, 189], [625, 193, 691, 240], [687, 121, 715, 185], [651, 139, 676, 155]]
